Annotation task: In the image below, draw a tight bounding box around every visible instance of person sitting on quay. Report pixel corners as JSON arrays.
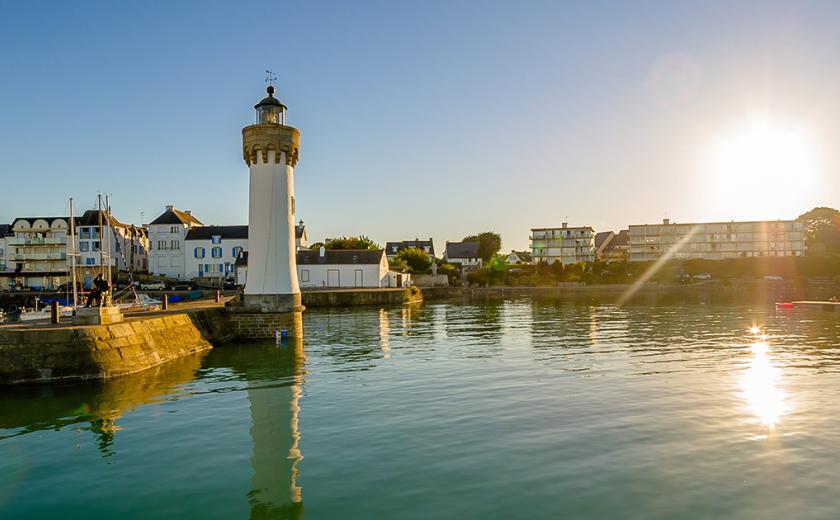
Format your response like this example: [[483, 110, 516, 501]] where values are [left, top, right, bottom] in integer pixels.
[[84, 274, 110, 308]]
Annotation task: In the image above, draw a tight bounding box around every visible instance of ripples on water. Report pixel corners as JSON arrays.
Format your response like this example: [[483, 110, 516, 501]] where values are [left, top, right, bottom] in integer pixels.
[[3, 301, 840, 519]]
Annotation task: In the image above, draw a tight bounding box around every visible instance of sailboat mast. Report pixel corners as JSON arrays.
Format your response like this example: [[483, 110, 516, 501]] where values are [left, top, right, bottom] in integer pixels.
[[97, 194, 105, 279], [69, 197, 78, 308], [105, 194, 113, 289]]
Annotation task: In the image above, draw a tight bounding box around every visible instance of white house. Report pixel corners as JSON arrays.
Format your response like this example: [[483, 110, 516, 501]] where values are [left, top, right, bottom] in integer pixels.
[[385, 238, 435, 260], [235, 248, 409, 288], [505, 250, 532, 265], [185, 225, 248, 281], [444, 241, 483, 271], [147, 205, 202, 279]]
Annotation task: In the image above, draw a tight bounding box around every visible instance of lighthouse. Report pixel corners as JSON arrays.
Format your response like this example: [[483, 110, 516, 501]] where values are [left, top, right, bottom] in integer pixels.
[[240, 85, 302, 313]]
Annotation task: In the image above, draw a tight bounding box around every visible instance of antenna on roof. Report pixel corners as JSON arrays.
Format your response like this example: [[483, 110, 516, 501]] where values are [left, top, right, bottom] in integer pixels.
[[265, 69, 277, 87]]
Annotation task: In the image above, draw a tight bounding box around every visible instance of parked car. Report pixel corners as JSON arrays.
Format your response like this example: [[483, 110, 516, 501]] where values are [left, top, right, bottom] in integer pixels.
[[140, 281, 167, 290], [170, 282, 196, 291], [56, 282, 86, 293], [693, 273, 712, 281]]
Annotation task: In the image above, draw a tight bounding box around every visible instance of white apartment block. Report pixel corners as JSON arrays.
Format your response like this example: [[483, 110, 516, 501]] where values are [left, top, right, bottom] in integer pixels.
[[147, 205, 202, 280], [628, 219, 805, 262], [2, 217, 72, 290], [530, 224, 596, 265]]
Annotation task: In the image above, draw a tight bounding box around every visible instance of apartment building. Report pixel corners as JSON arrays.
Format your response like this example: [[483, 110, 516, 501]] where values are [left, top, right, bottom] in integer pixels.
[[2, 216, 74, 290], [530, 224, 596, 265], [628, 219, 805, 262]]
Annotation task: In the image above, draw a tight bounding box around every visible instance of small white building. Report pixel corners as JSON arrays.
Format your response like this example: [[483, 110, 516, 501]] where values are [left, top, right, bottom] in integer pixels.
[[147, 205, 203, 280], [235, 248, 409, 288], [505, 250, 531, 265], [444, 241, 483, 271], [185, 225, 248, 281]]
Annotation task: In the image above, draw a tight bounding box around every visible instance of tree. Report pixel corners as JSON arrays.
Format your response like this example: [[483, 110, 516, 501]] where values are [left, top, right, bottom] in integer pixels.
[[797, 207, 840, 255], [325, 236, 381, 250], [462, 231, 502, 262], [392, 247, 432, 274], [309, 242, 325, 250]]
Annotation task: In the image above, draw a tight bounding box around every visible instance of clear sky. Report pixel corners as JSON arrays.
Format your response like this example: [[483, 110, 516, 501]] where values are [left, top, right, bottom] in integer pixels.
[[2, 1, 839, 251]]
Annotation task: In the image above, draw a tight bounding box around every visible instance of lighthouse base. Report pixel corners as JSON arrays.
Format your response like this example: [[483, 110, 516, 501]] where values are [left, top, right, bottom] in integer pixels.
[[225, 294, 304, 340], [237, 293, 303, 313]]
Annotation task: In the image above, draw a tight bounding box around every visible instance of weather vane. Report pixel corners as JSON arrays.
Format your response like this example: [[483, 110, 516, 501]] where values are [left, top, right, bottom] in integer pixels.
[[265, 69, 277, 87]]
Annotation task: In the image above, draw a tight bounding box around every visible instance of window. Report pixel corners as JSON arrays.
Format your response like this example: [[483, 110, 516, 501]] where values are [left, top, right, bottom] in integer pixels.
[[291, 196, 295, 214], [232, 246, 243, 258], [212, 246, 222, 258], [80, 228, 92, 239], [85, 257, 95, 265], [194, 247, 205, 259], [211, 235, 221, 245], [79, 242, 89, 252], [300, 269, 309, 282], [157, 240, 168, 250], [92, 241, 101, 252], [170, 226, 179, 234], [170, 240, 180, 250]]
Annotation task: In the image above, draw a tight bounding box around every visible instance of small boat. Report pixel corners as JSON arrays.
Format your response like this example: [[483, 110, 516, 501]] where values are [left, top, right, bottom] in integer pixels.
[[775, 302, 794, 309], [19, 306, 74, 322]]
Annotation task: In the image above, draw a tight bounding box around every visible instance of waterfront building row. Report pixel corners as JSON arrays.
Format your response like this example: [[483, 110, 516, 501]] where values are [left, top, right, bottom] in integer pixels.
[[529, 218, 805, 264]]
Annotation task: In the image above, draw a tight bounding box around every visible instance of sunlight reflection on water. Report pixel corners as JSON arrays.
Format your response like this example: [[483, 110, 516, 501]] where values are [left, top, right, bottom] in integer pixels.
[[740, 335, 788, 429]]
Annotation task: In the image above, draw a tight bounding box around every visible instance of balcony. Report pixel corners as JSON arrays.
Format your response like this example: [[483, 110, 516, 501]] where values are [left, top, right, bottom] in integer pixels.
[[8, 237, 66, 246], [13, 253, 67, 261]]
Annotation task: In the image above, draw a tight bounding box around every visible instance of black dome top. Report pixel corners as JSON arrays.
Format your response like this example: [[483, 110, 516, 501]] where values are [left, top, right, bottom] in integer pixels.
[[255, 85, 287, 110]]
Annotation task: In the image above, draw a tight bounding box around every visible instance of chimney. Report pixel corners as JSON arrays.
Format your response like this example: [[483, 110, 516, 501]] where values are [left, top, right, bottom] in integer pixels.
[[561, 222, 568, 229], [319, 246, 326, 257], [165, 205, 174, 212], [663, 218, 670, 225], [185, 210, 192, 215]]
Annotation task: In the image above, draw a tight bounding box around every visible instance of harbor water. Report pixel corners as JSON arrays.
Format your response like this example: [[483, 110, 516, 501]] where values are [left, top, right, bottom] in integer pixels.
[[3, 300, 840, 519]]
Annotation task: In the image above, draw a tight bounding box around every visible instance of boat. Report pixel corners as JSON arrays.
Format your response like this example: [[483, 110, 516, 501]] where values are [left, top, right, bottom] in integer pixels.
[[775, 302, 794, 309]]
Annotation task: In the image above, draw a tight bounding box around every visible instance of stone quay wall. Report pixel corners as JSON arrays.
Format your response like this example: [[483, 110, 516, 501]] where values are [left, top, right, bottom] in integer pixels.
[[225, 310, 303, 340], [302, 288, 421, 307], [0, 314, 213, 385]]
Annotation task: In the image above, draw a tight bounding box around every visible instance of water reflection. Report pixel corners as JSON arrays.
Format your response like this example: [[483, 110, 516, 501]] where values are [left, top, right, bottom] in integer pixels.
[[0, 352, 205, 454], [203, 340, 306, 519], [740, 337, 788, 428]]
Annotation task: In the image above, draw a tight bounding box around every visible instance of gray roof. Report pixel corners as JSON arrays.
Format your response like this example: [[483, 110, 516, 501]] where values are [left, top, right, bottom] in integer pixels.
[[445, 241, 480, 259], [149, 207, 203, 226], [186, 225, 248, 240], [611, 229, 629, 247], [594, 231, 614, 249], [236, 249, 385, 266], [297, 249, 384, 265], [78, 209, 127, 228], [385, 239, 435, 256]]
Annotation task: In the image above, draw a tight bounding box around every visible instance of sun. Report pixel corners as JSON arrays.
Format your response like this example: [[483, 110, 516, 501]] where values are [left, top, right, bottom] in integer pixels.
[[707, 118, 820, 218]]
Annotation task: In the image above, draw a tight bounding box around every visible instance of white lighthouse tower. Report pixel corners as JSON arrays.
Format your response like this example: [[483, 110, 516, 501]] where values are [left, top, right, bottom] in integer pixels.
[[240, 85, 302, 313]]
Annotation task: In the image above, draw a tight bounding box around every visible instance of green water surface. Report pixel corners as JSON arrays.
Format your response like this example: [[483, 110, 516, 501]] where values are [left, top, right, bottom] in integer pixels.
[[2, 301, 840, 519]]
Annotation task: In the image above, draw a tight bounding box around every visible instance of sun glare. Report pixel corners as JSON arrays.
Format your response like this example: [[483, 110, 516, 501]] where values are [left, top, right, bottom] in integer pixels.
[[708, 119, 820, 217]]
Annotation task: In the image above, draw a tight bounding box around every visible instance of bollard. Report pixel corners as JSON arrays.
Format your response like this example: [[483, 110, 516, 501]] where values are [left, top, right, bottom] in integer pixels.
[[50, 301, 60, 324], [162, 294, 169, 311], [215, 290, 221, 303]]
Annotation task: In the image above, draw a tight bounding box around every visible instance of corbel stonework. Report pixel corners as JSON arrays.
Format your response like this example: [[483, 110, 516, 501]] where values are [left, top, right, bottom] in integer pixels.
[[242, 124, 301, 167]]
